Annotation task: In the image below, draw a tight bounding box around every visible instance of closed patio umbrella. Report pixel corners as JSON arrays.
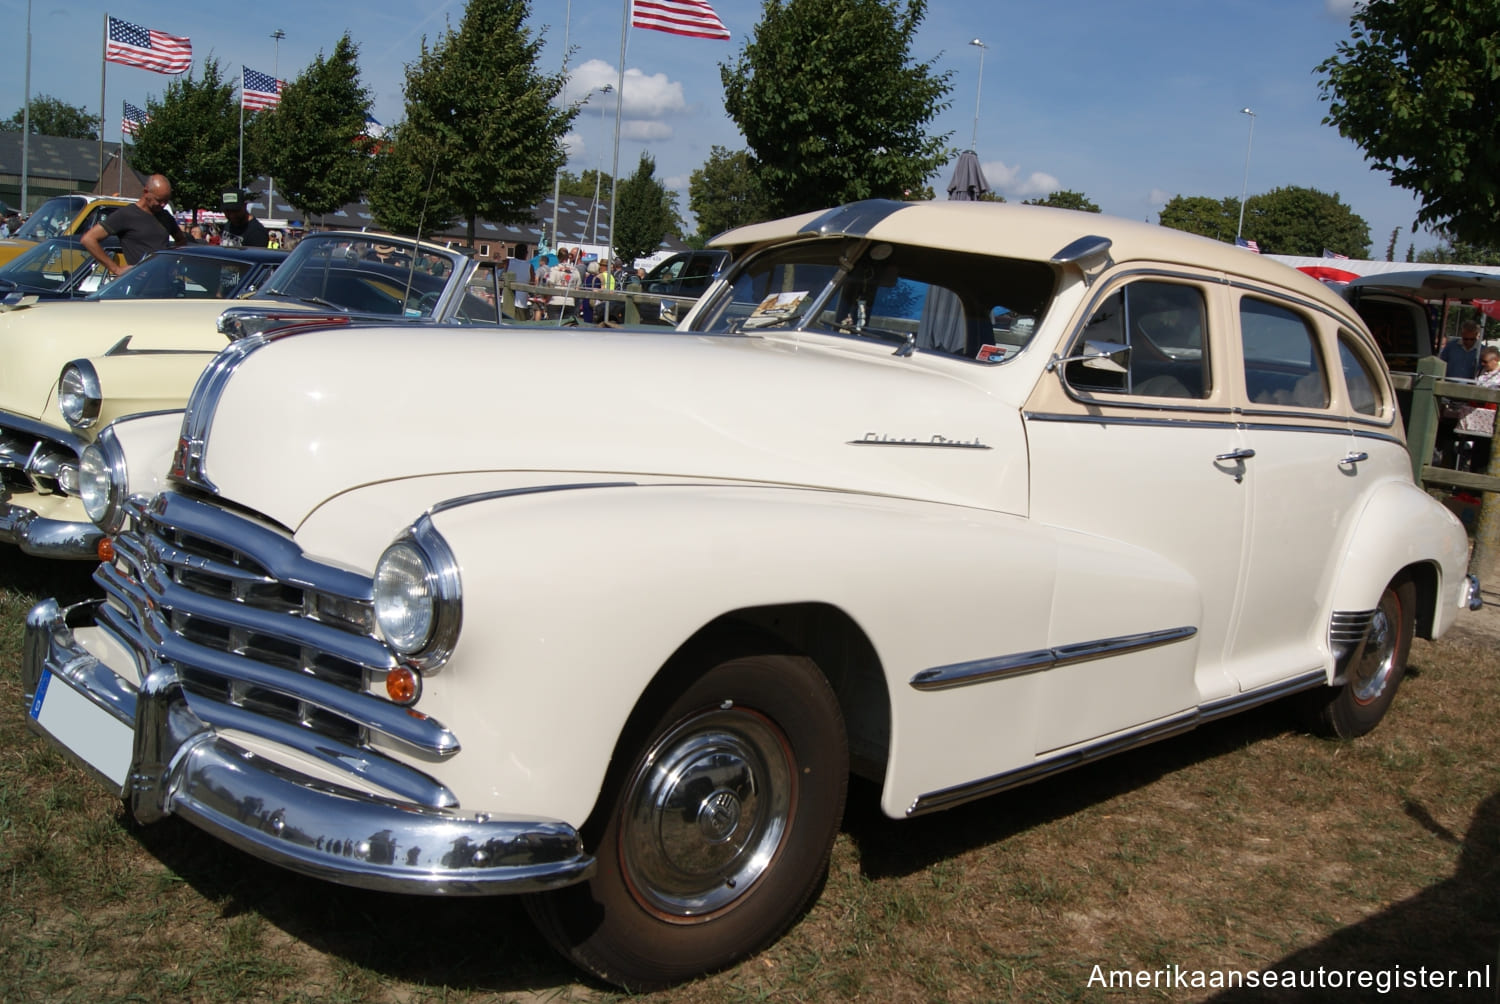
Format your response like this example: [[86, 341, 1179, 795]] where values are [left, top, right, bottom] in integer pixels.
[[946, 150, 990, 201]]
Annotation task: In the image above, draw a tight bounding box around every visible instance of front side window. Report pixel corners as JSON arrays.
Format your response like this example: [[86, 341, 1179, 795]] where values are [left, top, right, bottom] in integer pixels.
[[690, 238, 1055, 362], [1066, 279, 1211, 398], [1241, 297, 1329, 409]]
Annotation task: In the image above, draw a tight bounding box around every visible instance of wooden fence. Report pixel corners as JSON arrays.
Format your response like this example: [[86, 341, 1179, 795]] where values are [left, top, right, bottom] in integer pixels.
[[1393, 357, 1500, 582]]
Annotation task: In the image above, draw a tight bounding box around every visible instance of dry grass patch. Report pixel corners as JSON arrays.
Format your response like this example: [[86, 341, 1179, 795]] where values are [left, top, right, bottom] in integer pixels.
[[3, 549, 1495, 1002]]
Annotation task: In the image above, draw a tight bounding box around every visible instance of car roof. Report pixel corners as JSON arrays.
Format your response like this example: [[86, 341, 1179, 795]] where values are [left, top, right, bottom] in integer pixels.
[[710, 199, 1354, 314], [146, 245, 288, 264], [1345, 269, 1500, 301]]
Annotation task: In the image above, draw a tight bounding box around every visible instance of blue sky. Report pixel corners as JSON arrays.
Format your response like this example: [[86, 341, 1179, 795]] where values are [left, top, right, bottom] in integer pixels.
[[1, 0, 1437, 253]]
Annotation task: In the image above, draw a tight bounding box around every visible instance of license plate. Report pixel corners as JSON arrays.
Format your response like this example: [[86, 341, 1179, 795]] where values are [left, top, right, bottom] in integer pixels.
[[29, 671, 133, 792]]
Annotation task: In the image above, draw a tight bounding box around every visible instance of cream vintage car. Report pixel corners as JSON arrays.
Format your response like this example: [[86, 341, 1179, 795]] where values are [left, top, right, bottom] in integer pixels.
[[21, 200, 1480, 989], [0, 230, 506, 559]]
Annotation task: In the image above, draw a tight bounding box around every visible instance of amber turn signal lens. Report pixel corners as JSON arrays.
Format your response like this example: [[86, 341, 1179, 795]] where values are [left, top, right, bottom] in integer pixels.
[[386, 666, 420, 704], [97, 537, 115, 562]]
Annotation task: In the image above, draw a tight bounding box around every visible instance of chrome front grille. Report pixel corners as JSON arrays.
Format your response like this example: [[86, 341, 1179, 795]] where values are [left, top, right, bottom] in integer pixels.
[[96, 491, 460, 789], [0, 420, 79, 496]]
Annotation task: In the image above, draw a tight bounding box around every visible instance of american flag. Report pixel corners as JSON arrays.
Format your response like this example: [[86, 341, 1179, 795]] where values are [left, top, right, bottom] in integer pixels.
[[106, 16, 192, 75], [1235, 237, 1261, 254], [242, 67, 283, 112], [121, 101, 149, 138], [1322, 248, 1349, 259], [631, 0, 730, 40]]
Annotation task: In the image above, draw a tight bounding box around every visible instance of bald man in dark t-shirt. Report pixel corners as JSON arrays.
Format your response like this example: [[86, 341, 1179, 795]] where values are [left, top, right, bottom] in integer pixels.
[[80, 173, 191, 274]]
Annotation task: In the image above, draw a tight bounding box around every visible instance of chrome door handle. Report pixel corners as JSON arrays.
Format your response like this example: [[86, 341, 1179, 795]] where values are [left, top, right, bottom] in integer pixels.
[[1340, 451, 1369, 465], [1215, 448, 1256, 462]]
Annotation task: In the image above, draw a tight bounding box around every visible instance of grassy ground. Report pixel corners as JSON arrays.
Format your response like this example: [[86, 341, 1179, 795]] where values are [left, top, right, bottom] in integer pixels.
[[2, 549, 1496, 1003]]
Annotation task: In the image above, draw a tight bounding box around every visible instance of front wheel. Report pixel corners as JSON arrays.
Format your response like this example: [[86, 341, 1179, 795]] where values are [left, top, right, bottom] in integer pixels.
[[526, 653, 848, 990], [1305, 576, 1416, 739]]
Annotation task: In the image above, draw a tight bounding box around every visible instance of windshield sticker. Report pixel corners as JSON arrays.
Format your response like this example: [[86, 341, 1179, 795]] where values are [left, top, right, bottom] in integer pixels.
[[742, 291, 808, 328]]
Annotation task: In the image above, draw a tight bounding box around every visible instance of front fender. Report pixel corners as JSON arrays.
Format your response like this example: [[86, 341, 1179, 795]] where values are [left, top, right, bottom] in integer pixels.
[[293, 480, 1200, 827], [1330, 478, 1471, 639]]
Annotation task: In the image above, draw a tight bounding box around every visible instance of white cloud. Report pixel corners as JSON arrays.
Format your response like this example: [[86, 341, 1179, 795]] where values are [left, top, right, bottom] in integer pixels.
[[983, 161, 1059, 200], [1324, 0, 1360, 15], [568, 59, 686, 118], [1148, 188, 1174, 207], [623, 121, 674, 141]]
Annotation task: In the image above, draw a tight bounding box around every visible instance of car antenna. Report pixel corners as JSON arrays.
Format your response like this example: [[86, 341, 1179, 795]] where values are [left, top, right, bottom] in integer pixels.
[[403, 161, 440, 310]]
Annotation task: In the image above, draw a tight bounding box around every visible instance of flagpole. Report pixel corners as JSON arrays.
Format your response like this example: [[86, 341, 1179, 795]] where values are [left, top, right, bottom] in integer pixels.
[[22, 0, 31, 211], [238, 70, 244, 190], [99, 13, 108, 186], [608, 0, 627, 265], [117, 102, 124, 191], [549, 0, 571, 252]]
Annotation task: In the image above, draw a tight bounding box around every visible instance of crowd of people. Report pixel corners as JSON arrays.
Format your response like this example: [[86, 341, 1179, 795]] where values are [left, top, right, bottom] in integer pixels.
[[526, 245, 648, 325]]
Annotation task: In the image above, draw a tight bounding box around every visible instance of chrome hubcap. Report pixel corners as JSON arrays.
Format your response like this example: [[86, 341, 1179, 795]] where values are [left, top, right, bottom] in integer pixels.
[[1351, 593, 1399, 705], [620, 706, 794, 918]]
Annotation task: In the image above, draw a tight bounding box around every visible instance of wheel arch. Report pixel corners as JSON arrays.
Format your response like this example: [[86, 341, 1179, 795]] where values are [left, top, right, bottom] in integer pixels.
[[643, 602, 891, 787]]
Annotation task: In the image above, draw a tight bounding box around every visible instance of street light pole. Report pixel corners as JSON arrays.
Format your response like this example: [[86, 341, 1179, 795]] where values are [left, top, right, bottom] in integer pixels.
[[267, 29, 284, 225], [1236, 107, 1256, 242], [968, 38, 987, 151]]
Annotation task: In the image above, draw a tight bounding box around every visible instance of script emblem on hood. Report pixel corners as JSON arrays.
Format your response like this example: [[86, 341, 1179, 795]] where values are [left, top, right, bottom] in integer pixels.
[[849, 433, 990, 450]]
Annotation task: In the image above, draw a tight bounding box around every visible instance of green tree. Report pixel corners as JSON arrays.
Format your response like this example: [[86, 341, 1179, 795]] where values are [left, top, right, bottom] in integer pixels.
[[1, 95, 100, 139], [128, 59, 243, 217], [1416, 233, 1500, 266], [1318, 0, 1500, 245], [721, 0, 953, 216], [556, 168, 614, 201], [395, 0, 575, 242], [253, 35, 374, 221], [688, 146, 772, 241], [368, 122, 459, 237], [1158, 195, 1238, 242], [613, 153, 677, 266], [1239, 186, 1370, 257], [1023, 190, 1100, 213]]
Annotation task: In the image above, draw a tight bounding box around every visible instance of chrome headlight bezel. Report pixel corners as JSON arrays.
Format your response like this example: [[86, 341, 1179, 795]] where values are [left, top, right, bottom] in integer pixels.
[[78, 425, 129, 533], [58, 361, 103, 432], [372, 516, 462, 673]]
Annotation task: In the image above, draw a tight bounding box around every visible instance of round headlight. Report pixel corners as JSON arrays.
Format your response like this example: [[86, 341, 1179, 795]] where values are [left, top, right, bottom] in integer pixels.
[[77, 434, 127, 532], [372, 518, 461, 671], [59, 362, 102, 431]]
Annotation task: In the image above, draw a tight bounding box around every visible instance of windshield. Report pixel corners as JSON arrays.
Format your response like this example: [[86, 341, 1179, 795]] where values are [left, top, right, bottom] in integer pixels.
[[91, 251, 260, 300], [690, 238, 1057, 362], [0, 238, 98, 292], [259, 234, 459, 317], [13, 196, 85, 242]]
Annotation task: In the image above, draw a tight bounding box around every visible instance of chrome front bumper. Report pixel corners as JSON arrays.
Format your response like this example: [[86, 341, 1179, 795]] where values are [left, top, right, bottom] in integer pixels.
[[22, 597, 595, 896], [0, 497, 103, 559]]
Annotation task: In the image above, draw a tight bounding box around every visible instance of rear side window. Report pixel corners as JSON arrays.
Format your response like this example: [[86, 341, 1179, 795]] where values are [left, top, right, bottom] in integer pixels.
[[1240, 297, 1329, 409], [1338, 334, 1384, 417]]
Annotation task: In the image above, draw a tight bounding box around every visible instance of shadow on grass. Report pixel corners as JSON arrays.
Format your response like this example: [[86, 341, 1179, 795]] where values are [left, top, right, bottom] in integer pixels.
[[0, 545, 101, 606], [125, 815, 585, 995], [1202, 791, 1499, 1002], [843, 701, 1298, 881]]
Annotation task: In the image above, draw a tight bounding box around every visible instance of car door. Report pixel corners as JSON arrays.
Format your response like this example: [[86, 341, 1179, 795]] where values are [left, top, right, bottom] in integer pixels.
[[1224, 290, 1387, 692], [1024, 271, 1247, 754]]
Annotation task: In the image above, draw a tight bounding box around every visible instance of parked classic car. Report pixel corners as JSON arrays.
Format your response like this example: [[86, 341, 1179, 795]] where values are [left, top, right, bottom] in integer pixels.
[[0, 230, 506, 559], [0, 235, 123, 302], [0, 194, 134, 266], [21, 200, 1479, 989], [89, 243, 286, 302], [634, 248, 729, 323]]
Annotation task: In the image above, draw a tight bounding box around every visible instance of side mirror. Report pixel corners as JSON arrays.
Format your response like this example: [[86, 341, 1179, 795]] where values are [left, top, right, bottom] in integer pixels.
[[1048, 339, 1131, 374]]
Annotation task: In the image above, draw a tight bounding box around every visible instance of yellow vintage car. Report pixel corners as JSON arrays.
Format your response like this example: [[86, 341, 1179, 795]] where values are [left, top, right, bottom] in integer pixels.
[[0, 194, 135, 267]]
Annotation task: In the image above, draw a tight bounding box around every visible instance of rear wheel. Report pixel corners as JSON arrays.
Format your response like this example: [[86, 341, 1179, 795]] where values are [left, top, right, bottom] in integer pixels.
[[1307, 576, 1416, 738], [526, 653, 848, 990]]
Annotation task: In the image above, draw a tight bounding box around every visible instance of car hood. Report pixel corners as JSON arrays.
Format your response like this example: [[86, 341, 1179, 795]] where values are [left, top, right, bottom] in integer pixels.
[[196, 325, 1033, 532], [0, 298, 275, 420]]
